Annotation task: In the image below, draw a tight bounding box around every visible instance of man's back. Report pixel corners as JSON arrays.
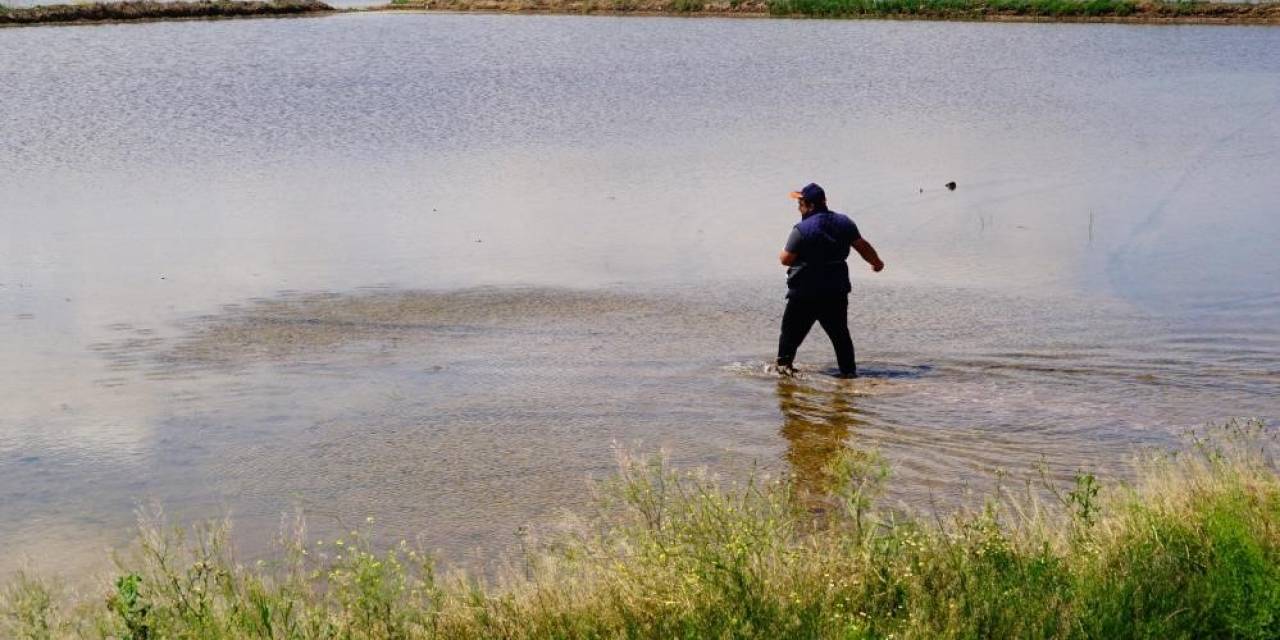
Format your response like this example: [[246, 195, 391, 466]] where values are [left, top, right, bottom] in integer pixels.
[[784, 210, 861, 298]]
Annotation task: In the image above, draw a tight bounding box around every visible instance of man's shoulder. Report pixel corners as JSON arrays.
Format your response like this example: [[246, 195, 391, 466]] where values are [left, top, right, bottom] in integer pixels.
[[830, 211, 858, 231]]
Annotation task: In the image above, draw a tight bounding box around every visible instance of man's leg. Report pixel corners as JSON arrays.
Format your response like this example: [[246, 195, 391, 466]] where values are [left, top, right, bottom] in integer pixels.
[[777, 296, 818, 369], [816, 295, 856, 376]]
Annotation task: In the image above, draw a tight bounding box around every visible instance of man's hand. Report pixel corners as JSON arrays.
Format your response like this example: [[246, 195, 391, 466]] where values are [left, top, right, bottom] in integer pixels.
[[779, 250, 798, 267]]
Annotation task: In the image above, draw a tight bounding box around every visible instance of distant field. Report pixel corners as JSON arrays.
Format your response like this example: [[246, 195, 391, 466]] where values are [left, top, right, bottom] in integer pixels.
[[381, 0, 1280, 23], [0, 0, 333, 25], [4, 0, 1277, 25]]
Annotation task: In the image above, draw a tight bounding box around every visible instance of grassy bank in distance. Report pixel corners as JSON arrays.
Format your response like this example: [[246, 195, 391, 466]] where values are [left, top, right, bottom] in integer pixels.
[[0, 0, 333, 25], [4, 420, 1279, 638], [3, 0, 1276, 25], [382, 0, 1280, 23]]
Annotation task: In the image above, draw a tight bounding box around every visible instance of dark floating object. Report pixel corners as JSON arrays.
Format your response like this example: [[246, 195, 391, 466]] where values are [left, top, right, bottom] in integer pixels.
[[945, 181, 957, 191]]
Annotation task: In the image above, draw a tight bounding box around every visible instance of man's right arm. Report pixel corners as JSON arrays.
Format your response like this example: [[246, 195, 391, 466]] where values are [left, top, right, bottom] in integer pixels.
[[780, 227, 803, 266], [852, 237, 884, 272]]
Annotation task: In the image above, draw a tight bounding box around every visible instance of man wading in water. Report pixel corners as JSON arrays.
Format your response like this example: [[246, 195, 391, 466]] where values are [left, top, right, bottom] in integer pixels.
[[776, 183, 884, 378]]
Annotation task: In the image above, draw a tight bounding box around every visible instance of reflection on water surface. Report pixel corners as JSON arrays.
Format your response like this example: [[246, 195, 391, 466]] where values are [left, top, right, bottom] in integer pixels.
[[777, 380, 864, 504]]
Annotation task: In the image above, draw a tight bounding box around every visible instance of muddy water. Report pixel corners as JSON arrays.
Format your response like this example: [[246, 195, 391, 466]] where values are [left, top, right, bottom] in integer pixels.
[[2, 14, 1278, 577]]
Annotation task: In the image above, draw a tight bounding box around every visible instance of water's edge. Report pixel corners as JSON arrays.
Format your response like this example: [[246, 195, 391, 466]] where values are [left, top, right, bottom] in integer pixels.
[[4, 0, 1279, 27]]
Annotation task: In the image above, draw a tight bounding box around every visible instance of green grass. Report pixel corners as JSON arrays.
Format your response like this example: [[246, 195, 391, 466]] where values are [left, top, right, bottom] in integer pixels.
[[765, 0, 1141, 18], [667, 0, 705, 11], [4, 420, 1279, 639]]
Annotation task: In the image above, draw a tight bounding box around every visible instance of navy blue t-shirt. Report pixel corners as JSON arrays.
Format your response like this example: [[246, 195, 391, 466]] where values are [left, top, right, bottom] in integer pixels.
[[783, 210, 861, 298]]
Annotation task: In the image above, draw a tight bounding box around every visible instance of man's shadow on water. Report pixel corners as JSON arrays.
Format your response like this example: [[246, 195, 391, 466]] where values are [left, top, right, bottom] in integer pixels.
[[776, 378, 874, 506], [812, 363, 934, 380]]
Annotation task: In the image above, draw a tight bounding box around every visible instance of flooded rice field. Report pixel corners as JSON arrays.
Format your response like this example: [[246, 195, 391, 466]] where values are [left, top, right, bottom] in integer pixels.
[[2, 13, 1278, 577]]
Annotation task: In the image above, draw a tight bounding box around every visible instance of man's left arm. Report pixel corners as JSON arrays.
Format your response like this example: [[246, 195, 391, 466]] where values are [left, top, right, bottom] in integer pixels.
[[852, 237, 884, 272]]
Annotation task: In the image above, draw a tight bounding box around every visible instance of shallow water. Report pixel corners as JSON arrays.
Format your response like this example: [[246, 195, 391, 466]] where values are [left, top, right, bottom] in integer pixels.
[[2, 14, 1278, 577]]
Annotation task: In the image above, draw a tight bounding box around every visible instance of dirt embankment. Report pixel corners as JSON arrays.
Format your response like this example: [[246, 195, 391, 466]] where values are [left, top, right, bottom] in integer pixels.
[[0, 0, 334, 26], [374, 0, 1280, 25]]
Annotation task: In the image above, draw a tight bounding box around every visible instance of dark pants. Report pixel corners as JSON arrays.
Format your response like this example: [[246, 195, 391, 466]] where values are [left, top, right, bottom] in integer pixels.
[[777, 294, 856, 375]]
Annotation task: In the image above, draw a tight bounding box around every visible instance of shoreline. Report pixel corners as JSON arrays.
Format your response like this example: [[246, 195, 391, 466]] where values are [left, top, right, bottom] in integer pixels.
[[2, 0, 1278, 26], [0, 0, 334, 27], [368, 0, 1280, 25], [369, 5, 1280, 25]]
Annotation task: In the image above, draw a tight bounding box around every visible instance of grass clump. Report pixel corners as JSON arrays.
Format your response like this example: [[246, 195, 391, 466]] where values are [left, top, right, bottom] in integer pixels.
[[4, 419, 1279, 639], [1, 573, 62, 639]]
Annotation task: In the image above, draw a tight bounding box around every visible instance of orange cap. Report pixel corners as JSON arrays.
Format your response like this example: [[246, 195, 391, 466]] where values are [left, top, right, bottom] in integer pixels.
[[790, 183, 825, 202]]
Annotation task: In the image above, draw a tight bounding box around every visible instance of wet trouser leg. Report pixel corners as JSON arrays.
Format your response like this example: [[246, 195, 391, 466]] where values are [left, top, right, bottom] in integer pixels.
[[777, 294, 856, 375], [776, 296, 818, 368], [815, 295, 856, 376]]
